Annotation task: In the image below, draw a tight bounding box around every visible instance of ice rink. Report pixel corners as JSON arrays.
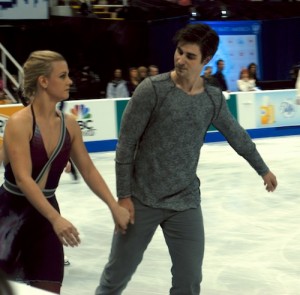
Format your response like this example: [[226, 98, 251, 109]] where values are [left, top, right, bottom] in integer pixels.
[[51, 135, 299, 295]]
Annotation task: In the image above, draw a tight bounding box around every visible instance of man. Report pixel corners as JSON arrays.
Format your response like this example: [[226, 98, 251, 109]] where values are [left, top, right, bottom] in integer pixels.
[[201, 65, 219, 87], [95, 23, 277, 295], [137, 66, 148, 82], [213, 59, 229, 91], [148, 64, 159, 76]]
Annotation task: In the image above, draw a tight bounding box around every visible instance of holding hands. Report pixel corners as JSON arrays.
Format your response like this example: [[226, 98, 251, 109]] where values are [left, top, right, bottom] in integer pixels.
[[111, 197, 135, 234]]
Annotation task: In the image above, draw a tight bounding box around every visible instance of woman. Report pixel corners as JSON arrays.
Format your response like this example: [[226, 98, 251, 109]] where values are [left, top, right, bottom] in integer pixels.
[[106, 68, 129, 98], [126, 67, 140, 96], [237, 68, 256, 92], [247, 62, 259, 84], [0, 50, 130, 294]]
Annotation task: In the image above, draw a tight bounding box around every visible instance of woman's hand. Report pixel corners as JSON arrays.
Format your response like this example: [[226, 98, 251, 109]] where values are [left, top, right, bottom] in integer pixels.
[[52, 216, 81, 247], [111, 200, 131, 234]]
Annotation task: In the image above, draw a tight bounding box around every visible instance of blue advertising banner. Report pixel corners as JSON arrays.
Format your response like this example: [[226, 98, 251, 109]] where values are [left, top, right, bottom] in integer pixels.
[[255, 90, 300, 128], [190, 20, 262, 92], [0, 0, 48, 19]]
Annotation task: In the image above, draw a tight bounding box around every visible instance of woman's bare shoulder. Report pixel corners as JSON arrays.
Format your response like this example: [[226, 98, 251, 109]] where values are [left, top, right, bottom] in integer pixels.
[[4, 106, 33, 141], [64, 113, 78, 126], [7, 106, 32, 127], [63, 112, 81, 138]]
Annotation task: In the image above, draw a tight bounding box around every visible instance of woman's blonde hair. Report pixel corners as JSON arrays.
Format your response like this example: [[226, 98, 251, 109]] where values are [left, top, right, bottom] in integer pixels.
[[22, 50, 65, 98]]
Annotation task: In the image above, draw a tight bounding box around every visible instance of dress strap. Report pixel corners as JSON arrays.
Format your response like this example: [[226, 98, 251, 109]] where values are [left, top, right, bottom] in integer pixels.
[[35, 110, 66, 183], [30, 104, 36, 136], [3, 109, 66, 198], [3, 178, 56, 198]]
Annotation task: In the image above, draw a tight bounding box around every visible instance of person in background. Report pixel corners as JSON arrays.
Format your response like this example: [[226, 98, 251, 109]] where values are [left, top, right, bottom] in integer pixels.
[[290, 62, 300, 84], [213, 59, 229, 91], [148, 64, 159, 76], [95, 23, 277, 295], [247, 62, 259, 87], [76, 65, 101, 98], [201, 65, 219, 87], [0, 50, 130, 294], [126, 67, 140, 96], [106, 68, 129, 98], [237, 68, 256, 92], [79, 0, 92, 16], [137, 66, 148, 82], [295, 66, 300, 104]]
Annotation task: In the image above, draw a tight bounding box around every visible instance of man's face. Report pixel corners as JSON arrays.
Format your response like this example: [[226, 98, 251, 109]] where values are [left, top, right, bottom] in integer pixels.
[[114, 69, 122, 79], [217, 61, 225, 71], [149, 67, 158, 76], [174, 42, 206, 79], [138, 68, 148, 78]]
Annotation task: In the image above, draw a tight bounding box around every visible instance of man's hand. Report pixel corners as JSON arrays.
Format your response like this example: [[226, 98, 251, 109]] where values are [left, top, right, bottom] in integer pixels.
[[262, 171, 277, 192]]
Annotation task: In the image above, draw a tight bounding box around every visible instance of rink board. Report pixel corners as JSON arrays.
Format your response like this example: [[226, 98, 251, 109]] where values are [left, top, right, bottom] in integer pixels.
[[0, 89, 299, 152]]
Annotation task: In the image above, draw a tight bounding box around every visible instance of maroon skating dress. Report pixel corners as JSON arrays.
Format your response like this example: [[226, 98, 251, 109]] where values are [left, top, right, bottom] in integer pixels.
[[0, 105, 71, 284]]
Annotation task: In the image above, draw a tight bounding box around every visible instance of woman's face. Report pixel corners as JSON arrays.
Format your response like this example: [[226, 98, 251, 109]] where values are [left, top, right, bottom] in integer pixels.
[[249, 65, 256, 73], [130, 69, 138, 78], [43, 61, 73, 101], [241, 71, 249, 80]]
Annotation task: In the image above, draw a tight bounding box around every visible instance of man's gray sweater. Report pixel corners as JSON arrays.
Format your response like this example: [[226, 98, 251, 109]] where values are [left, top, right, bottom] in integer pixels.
[[116, 73, 269, 211]]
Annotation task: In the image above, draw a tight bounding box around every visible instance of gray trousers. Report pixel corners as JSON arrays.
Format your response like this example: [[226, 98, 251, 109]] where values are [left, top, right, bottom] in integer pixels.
[[95, 197, 205, 295]]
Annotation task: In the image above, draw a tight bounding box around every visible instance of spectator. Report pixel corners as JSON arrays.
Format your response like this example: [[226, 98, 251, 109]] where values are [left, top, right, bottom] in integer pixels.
[[127, 67, 139, 96], [213, 59, 229, 91], [137, 66, 148, 82], [248, 62, 259, 85], [106, 68, 129, 98], [290, 62, 300, 84], [148, 64, 159, 76], [76, 65, 101, 98], [201, 65, 219, 87], [79, 0, 92, 16], [237, 68, 256, 92], [295, 68, 300, 104]]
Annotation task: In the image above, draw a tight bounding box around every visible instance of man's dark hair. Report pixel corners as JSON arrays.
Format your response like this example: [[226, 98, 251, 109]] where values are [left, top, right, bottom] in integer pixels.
[[173, 23, 219, 62]]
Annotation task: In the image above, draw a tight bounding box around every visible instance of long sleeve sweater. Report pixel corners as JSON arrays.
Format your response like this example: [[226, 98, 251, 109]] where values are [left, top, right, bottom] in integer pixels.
[[116, 72, 269, 211]]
